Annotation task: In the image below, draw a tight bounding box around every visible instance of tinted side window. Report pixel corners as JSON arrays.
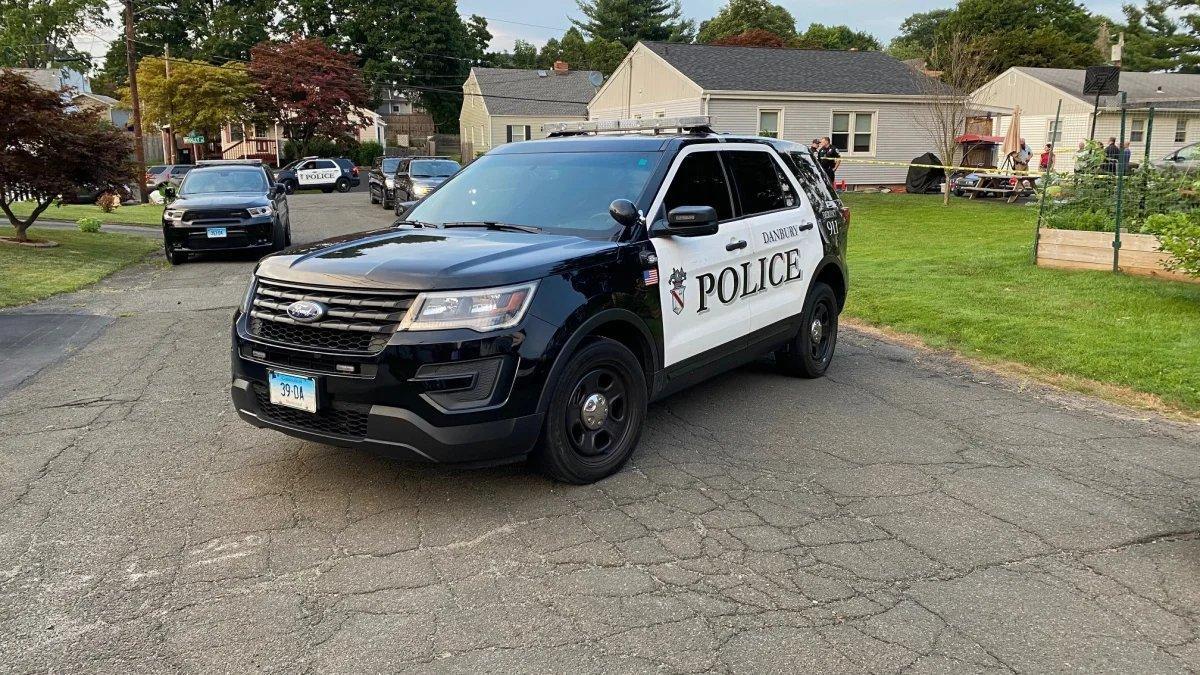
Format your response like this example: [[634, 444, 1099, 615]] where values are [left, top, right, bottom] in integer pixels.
[[786, 151, 835, 203], [317, 160, 337, 170], [663, 151, 733, 221], [723, 150, 794, 216]]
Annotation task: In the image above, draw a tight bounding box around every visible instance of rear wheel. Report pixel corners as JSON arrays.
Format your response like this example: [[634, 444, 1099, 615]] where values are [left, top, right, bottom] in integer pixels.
[[775, 282, 838, 378], [284, 180, 297, 195], [535, 338, 647, 484], [335, 177, 350, 193]]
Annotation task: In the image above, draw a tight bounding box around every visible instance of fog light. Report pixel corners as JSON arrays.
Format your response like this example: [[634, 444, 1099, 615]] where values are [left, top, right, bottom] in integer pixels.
[[336, 364, 357, 373]]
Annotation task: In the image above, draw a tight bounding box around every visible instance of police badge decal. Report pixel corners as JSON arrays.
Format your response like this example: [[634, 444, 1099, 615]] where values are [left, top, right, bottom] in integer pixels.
[[668, 268, 687, 315]]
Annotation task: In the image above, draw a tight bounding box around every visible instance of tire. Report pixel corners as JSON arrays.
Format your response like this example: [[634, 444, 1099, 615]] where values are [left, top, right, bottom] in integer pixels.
[[370, 188, 379, 205], [335, 177, 350, 193], [271, 222, 288, 251], [775, 282, 838, 378], [382, 192, 392, 210], [165, 245, 185, 265], [284, 180, 297, 195], [535, 337, 648, 484]]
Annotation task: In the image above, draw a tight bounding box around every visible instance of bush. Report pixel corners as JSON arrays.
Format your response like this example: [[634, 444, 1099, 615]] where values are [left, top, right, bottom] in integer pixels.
[[354, 141, 383, 167], [95, 192, 121, 213], [76, 216, 102, 233], [1047, 208, 1110, 232], [1143, 211, 1200, 278]]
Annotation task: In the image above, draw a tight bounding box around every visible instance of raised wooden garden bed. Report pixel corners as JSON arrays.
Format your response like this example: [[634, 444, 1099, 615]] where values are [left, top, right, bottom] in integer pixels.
[[1036, 228, 1197, 283]]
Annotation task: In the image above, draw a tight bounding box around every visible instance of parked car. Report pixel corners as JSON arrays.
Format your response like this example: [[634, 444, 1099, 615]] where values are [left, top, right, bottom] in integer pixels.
[[145, 164, 195, 192], [230, 117, 849, 484], [1154, 141, 1200, 172], [332, 158, 361, 188], [367, 156, 403, 209], [275, 157, 356, 194], [161, 160, 292, 265], [391, 157, 461, 215]]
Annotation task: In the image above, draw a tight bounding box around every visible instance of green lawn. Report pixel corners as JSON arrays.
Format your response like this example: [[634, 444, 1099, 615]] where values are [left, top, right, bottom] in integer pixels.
[[0, 228, 159, 308], [842, 192, 1200, 415], [9, 201, 164, 227]]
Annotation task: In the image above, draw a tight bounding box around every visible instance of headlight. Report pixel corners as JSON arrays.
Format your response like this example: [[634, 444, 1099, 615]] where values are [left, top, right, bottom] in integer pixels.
[[241, 276, 256, 312], [385, 177, 395, 189], [412, 184, 432, 197], [403, 281, 537, 332], [164, 208, 184, 221], [247, 206, 273, 217]]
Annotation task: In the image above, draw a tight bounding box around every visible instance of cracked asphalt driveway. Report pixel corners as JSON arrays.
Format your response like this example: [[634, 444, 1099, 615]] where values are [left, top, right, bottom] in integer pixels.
[[2, 192, 1199, 673]]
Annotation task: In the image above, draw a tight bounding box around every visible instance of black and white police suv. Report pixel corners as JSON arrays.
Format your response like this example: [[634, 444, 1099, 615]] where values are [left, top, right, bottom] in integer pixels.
[[231, 116, 849, 484], [275, 156, 357, 194]]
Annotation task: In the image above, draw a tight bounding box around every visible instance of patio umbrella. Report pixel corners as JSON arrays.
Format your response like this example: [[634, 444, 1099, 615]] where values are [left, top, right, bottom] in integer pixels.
[[1001, 106, 1022, 164]]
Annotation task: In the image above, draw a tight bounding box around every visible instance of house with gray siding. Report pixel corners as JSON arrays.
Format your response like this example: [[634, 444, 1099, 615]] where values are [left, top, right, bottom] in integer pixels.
[[972, 67, 1200, 172], [588, 42, 945, 186]]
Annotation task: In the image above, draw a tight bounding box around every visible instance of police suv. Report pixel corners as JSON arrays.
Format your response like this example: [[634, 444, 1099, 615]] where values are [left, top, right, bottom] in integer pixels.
[[231, 117, 848, 484], [276, 157, 357, 194]]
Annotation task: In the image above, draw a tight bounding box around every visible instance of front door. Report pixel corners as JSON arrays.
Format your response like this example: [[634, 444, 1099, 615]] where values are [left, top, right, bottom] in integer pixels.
[[297, 159, 339, 187], [648, 145, 753, 368]]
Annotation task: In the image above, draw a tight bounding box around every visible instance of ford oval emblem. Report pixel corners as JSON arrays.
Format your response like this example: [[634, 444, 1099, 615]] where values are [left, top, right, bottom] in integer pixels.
[[286, 300, 326, 323]]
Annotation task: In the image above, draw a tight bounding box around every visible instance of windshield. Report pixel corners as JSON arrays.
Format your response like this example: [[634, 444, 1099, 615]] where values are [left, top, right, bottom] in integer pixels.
[[180, 168, 268, 195], [148, 165, 167, 173], [406, 151, 659, 237], [381, 158, 401, 173], [409, 159, 460, 178]]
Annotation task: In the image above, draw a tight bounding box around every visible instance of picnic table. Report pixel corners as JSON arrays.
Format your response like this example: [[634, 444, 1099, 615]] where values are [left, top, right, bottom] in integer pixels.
[[956, 172, 1039, 203]]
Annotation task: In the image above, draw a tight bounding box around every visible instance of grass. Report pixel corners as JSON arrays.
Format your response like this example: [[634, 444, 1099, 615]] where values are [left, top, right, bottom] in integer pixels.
[[8, 201, 165, 227], [841, 192, 1200, 415], [0, 227, 159, 308]]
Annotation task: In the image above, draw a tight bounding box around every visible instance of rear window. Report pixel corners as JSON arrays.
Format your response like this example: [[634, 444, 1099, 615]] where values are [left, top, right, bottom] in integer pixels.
[[723, 150, 795, 216]]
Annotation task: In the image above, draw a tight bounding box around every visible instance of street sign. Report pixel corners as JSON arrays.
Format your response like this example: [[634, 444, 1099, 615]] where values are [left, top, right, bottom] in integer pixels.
[[183, 134, 205, 144]]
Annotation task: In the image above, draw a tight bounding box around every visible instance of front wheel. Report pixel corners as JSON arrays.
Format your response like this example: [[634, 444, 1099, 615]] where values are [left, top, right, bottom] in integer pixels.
[[535, 338, 647, 484], [284, 180, 297, 195], [165, 245, 186, 265], [271, 222, 289, 251], [776, 282, 838, 378]]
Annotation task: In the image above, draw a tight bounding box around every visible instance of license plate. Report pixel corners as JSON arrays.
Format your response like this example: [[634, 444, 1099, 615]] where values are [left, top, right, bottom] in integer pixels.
[[268, 371, 317, 413], [206, 227, 227, 238]]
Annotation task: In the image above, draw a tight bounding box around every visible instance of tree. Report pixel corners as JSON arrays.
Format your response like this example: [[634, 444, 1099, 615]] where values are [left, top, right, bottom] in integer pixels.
[[711, 29, 790, 48], [697, 0, 796, 44], [0, 0, 107, 68], [934, 0, 1101, 73], [131, 57, 255, 141], [572, 0, 695, 49], [796, 23, 881, 51], [511, 40, 539, 69], [886, 9, 952, 61], [1121, 1, 1199, 72], [0, 70, 132, 242], [249, 39, 369, 149], [1176, 0, 1200, 71], [535, 27, 627, 75], [910, 36, 996, 205]]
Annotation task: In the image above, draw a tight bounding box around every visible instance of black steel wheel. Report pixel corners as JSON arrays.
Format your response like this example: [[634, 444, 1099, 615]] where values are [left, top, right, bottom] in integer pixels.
[[535, 337, 647, 484], [776, 281, 838, 378], [335, 177, 350, 193]]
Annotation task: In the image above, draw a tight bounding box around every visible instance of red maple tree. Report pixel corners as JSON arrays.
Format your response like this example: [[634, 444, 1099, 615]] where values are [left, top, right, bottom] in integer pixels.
[[249, 38, 370, 151]]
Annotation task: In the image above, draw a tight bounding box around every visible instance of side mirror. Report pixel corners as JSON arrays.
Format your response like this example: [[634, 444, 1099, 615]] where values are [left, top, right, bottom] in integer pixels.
[[162, 185, 177, 200], [608, 199, 640, 228], [651, 205, 719, 238], [273, 182, 288, 195]]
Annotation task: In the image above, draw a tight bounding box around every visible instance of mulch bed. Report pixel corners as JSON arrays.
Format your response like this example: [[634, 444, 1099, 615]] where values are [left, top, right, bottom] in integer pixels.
[[0, 236, 59, 248]]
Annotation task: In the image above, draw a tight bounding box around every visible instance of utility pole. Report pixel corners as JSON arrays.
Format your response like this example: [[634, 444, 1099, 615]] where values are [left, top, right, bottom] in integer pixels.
[[124, 0, 148, 202], [164, 42, 175, 163]]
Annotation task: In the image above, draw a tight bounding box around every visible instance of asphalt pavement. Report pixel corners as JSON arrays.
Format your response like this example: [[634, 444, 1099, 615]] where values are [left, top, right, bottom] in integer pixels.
[[2, 191, 1198, 673]]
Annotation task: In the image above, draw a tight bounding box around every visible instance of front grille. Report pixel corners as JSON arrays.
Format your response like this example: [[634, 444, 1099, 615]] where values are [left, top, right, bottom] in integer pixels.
[[185, 229, 250, 250], [248, 279, 416, 354], [184, 208, 248, 221], [252, 384, 369, 439]]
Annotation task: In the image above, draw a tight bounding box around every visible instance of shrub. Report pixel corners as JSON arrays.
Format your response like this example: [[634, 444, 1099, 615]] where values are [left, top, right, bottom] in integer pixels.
[[1143, 211, 1200, 278], [354, 141, 383, 167], [76, 216, 102, 233], [95, 192, 121, 213], [1047, 208, 1110, 232]]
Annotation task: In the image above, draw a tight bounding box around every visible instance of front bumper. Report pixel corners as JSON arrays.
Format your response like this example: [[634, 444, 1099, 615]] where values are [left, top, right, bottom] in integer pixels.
[[163, 216, 275, 252], [230, 309, 559, 466]]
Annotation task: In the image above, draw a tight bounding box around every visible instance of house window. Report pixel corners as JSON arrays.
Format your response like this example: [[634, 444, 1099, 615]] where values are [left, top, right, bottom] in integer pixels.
[[391, 104, 401, 113], [758, 109, 780, 138], [506, 125, 531, 143], [1176, 118, 1189, 144], [230, 125, 244, 142], [654, 110, 665, 118], [1130, 119, 1145, 143], [1047, 119, 1062, 144], [832, 112, 874, 154]]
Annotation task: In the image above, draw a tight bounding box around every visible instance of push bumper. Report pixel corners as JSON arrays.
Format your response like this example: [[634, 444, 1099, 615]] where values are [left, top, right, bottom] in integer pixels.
[[163, 216, 275, 252]]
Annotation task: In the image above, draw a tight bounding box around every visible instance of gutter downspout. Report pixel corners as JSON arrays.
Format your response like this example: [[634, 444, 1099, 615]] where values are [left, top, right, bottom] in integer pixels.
[[703, 93, 710, 117]]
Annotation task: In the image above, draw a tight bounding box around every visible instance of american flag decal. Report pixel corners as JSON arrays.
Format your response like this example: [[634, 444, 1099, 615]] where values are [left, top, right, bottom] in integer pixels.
[[642, 268, 659, 286]]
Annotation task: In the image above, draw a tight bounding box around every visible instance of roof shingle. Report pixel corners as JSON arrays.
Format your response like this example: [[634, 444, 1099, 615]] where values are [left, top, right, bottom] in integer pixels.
[[470, 67, 601, 117], [641, 41, 937, 96], [1015, 67, 1200, 108]]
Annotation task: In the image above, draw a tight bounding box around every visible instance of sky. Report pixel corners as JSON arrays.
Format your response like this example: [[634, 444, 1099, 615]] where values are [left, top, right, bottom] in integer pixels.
[[77, 0, 1132, 62]]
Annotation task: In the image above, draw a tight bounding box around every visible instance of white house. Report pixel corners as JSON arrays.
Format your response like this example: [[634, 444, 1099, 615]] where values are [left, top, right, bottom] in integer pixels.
[[460, 64, 602, 159], [588, 41, 946, 186], [972, 67, 1200, 171]]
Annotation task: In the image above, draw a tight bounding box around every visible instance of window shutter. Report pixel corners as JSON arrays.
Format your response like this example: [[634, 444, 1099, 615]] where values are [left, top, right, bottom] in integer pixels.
[[524, 125, 531, 140], [506, 126, 513, 143]]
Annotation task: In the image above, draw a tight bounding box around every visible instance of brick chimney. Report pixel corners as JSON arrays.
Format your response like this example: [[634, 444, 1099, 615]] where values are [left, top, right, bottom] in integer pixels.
[[553, 60, 569, 74]]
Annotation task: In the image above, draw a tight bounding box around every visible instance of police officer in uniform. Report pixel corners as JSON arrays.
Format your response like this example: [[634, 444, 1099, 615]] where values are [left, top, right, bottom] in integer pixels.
[[817, 137, 841, 187]]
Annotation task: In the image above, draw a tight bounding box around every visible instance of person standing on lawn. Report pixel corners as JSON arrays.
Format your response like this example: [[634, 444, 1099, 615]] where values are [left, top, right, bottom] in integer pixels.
[[817, 137, 841, 186], [1039, 143, 1055, 172], [1012, 139, 1033, 172], [1104, 137, 1120, 173], [1121, 140, 1132, 169]]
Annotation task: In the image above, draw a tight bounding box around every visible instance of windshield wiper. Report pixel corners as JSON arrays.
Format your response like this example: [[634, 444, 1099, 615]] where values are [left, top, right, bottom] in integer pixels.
[[442, 221, 541, 233], [394, 219, 436, 229]]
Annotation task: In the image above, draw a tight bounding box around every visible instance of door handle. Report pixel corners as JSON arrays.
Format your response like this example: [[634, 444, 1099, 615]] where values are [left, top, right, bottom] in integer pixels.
[[726, 239, 748, 251], [799, 222, 814, 231]]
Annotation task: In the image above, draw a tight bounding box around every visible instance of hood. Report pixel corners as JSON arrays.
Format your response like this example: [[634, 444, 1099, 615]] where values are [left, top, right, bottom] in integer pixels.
[[256, 227, 619, 290], [171, 192, 269, 209]]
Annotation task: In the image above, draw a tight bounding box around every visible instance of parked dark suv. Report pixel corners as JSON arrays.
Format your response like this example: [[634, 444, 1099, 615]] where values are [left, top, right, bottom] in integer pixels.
[[231, 117, 848, 483], [367, 156, 403, 209], [390, 156, 460, 214], [162, 160, 292, 265]]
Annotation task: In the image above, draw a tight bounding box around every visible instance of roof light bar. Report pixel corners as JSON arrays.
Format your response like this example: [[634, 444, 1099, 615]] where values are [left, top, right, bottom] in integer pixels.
[[543, 116, 712, 136]]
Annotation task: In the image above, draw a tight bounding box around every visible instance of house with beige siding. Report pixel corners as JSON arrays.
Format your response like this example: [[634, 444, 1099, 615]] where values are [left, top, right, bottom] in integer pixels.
[[589, 41, 947, 186], [460, 65, 602, 159], [972, 67, 1200, 171]]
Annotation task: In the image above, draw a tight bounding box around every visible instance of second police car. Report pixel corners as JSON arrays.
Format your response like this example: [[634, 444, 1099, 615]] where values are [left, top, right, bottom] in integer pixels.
[[231, 117, 848, 484], [276, 157, 358, 194]]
